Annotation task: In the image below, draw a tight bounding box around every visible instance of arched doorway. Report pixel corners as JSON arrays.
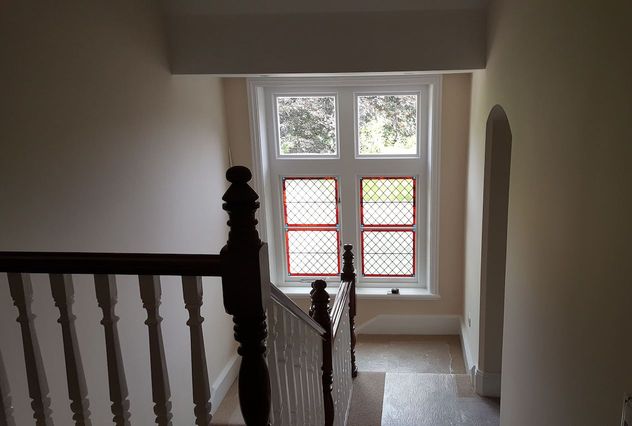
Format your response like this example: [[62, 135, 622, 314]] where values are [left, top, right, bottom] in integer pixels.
[[476, 105, 512, 397]]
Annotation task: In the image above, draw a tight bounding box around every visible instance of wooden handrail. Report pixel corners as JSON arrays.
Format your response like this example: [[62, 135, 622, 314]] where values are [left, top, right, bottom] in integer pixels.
[[0, 252, 222, 277], [1, 166, 356, 426], [330, 280, 352, 339], [270, 285, 326, 337]]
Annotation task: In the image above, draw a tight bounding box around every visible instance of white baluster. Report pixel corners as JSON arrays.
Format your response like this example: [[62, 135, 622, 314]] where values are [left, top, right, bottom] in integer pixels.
[[274, 302, 291, 426], [292, 317, 307, 424], [267, 303, 281, 425], [298, 323, 312, 426], [266, 294, 328, 426], [286, 310, 300, 424]]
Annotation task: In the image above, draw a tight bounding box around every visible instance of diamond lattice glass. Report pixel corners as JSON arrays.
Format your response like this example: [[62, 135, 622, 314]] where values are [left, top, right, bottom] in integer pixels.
[[283, 177, 340, 277], [287, 230, 339, 276], [362, 230, 414, 277], [284, 178, 338, 225], [361, 177, 415, 226]]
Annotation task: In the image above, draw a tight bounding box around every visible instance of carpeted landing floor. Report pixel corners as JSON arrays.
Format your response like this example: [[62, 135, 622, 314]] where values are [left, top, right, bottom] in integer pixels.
[[347, 335, 500, 426], [212, 335, 500, 425]]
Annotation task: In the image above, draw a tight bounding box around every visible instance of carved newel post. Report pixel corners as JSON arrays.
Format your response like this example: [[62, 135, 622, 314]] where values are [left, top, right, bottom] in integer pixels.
[[309, 280, 334, 426], [341, 245, 358, 378], [220, 166, 271, 426]]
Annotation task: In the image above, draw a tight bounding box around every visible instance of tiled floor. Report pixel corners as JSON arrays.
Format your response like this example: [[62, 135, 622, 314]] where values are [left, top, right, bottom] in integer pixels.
[[352, 335, 500, 426]]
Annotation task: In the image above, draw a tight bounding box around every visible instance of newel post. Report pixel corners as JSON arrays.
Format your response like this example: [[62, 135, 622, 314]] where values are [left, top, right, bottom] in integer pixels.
[[309, 280, 334, 426], [220, 166, 271, 426], [341, 244, 358, 378]]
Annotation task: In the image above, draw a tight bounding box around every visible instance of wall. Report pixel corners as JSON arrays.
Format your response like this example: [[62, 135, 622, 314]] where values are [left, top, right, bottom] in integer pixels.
[[0, 2, 236, 424], [463, 0, 632, 424], [166, 10, 486, 74], [476, 107, 511, 396], [223, 74, 471, 327]]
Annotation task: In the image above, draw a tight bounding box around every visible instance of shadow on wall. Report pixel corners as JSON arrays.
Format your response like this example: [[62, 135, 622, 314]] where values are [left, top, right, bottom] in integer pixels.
[[476, 105, 512, 398], [0, 347, 16, 425]]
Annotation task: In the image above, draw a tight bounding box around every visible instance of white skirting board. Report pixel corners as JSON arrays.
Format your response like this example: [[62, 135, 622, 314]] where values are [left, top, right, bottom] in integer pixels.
[[210, 354, 241, 414], [459, 318, 477, 381], [357, 314, 461, 335], [474, 369, 501, 397], [459, 318, 502, 397]]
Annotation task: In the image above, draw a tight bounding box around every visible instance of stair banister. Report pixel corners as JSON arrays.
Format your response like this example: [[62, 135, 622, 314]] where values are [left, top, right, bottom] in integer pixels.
[[220, 165, 271, 426], [341, 245, 358, 378], [0, 165, 357, 426], [309, 280, 335, 426]]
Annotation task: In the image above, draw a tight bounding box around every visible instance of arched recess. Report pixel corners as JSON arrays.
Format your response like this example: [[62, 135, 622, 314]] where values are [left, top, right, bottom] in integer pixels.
[[476, 105, 512, 397]]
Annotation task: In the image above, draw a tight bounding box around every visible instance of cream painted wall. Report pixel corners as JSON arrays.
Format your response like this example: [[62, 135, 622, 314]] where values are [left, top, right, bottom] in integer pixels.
[[222, 74, 471, 326], [222, 78, 254, 171], [464, 0, 632, 424], [0, 2, 236, 424]]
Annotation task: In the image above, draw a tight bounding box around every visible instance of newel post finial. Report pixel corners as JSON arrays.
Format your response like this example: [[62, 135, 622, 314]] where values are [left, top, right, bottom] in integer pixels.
[[309, 280, 331, 326], [341, 244, 359, 378], [341, 244, 355, 283], [309, 280, 334, 426], [221, 166, 271, 426], [223, 166, 261, 250]]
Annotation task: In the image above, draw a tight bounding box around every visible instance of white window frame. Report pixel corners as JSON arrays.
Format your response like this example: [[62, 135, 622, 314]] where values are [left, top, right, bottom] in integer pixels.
[[247, 75, 441, 296]]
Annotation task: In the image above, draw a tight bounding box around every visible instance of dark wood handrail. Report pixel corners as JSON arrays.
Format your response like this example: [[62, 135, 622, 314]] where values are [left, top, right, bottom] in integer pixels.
[[330, 280, 352, 339], [270, 284, 326, 337], [0, 252, 222, 277]]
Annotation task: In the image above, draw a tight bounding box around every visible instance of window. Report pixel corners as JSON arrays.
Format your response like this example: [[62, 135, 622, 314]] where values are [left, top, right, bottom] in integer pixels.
[[249, 76, 441, 292], [283, 177, 340, 276], [276, 95, 338, 156], [357, 94, 418, 156], [360, 177, 416, 277]]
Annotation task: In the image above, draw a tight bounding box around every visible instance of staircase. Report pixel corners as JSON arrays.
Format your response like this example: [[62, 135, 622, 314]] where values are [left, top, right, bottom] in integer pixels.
[[0, 166, 357, 426]]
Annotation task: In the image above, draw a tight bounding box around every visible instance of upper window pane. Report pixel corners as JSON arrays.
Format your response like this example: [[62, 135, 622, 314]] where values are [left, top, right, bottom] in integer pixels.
[[283, 177, 338, 226], [361, 177, 415, 226], [277, 96, 337, 156], [357, 94, 418, 156]]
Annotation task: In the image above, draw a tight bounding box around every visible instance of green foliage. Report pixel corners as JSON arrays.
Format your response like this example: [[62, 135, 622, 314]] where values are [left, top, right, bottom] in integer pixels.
[[277, 96, 336, 154], [362, 179, 414, 202], [358, 95, 417, 155]]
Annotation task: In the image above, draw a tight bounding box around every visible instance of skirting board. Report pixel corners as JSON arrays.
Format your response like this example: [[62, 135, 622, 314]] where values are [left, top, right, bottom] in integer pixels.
[[459, 319, 502, 397], [459, 318, 476, 382], [210, 354, 241, 414], [357, 314, 461, 335], [474, 369, 501, 397]]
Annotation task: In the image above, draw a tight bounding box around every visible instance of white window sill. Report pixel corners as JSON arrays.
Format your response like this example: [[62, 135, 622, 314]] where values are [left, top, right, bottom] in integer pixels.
[[277, 285, 440, 300]]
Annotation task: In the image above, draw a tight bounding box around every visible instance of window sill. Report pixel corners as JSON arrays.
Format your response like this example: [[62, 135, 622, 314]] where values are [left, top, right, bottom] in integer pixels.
[[277, 285, 440, 300]]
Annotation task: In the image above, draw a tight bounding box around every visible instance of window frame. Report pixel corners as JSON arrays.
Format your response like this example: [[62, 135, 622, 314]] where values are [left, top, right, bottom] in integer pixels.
[[247, 75, 441, 295]]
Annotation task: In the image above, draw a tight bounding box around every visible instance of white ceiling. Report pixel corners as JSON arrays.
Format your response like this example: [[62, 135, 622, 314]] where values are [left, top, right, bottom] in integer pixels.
[[163, 0, 489, 16]]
